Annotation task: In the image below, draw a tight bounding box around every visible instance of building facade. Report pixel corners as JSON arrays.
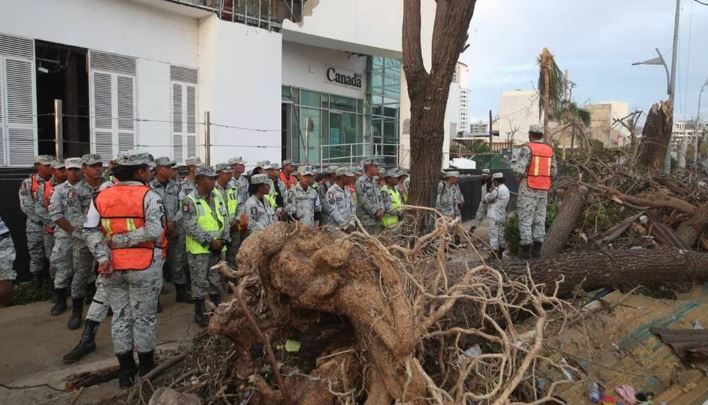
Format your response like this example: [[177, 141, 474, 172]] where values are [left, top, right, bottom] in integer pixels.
[[498, 89, 541, 145], [0, 0, 438, 168]]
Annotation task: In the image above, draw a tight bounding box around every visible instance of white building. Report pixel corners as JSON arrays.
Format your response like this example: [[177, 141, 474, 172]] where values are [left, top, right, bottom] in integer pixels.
[[498, 89, 540, 145], [0, 0, 439, 168]]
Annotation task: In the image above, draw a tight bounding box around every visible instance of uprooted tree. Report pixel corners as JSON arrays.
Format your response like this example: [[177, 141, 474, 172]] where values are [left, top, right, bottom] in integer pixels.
[[403, 0, 477, 208], [638, 100, 673, 168]]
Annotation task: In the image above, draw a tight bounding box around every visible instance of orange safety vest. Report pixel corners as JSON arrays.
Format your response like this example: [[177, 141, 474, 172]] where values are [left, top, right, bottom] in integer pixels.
[[31, 175, 55, 233], [95, 185, 166, 271], [526, 142, 553, 191], [279, 171, 296, 190]]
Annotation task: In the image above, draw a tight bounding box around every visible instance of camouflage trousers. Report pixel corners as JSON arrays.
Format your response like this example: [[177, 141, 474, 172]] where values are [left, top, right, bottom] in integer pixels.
[[166, 225, 187, 285], [51, 236, 74, 289], [225, 228, 241, 269], [26, 221, 45, 275], [188, 253, 222, 299], [105, 255, 163, 354], [470, 201, 488, 228], [517, 194, 547, 245], [86, 275, 109, 323], [488, 219, 506, 250], [0, 235, 16, 281], [71, 239, 96, 299], [44, 232, 54, 277]]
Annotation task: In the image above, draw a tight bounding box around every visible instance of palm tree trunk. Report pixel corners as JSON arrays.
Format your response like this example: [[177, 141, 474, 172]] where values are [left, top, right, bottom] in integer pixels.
[[543, 63, 551, 136]]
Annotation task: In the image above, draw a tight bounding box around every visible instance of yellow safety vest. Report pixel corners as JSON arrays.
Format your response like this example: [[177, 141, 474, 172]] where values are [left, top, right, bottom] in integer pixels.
[[264, 193, 277, 209], [225, 187, 238, 217], [185, 192, 226, 254], [381, 186, 402, 229]]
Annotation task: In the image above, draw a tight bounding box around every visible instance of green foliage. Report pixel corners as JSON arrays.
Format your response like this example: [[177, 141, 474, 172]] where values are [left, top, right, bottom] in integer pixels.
[[580, 200, 625, 235], [503, 202, 558, 255], [566, 102, 591, 127], [538, 48, 565, 121]]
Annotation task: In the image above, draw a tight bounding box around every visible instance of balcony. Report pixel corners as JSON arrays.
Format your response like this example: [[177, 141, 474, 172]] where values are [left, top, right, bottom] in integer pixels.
[[166, 0, 304, 30]]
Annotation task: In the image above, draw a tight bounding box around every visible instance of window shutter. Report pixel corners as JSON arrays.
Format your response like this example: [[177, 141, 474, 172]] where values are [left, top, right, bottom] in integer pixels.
[[170, 65, 198, 163], [89, 51, 136, 160], [0, 34, 36, 167]]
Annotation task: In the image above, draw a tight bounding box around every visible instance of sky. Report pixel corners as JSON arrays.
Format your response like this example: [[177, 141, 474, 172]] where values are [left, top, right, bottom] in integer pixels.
[[459, 0, 708, 124]]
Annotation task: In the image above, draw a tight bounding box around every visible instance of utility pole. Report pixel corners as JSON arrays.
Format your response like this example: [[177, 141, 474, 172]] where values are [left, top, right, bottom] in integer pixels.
[[664, 0, 681, 174], [204, 111, 211, 165], [488, 109, 493, 150], [54, 99, 63, 160]]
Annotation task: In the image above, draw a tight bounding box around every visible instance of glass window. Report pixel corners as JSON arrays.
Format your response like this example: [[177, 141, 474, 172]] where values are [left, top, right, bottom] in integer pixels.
[[299, 107, 321, 163], [329, 95, 356, 112], [300, 89, 320, 108]]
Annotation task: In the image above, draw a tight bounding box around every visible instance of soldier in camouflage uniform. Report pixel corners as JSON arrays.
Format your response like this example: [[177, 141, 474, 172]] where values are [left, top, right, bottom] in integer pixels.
[[512, 125, 556, 259], [396, 169, 410, 203], [285, 166, 321, 227], [323, 168, 356, 231], [36, 160, 67, 276], [436, 171, 465, 219], [48, 158, 84, 324], [214, 163, 240, 269], [183, 166, 230, 326], [228, 157, 250, 205], [484, 173, 510, 259], [83, 152, 166, 388], [0, 216, 16, 284], [355, 158, 384, 234], [19, 155, 54, 287], [150, 157, 190, 302], [380, 169, 403, 230], [469, 169, 492, 232], [180, 156, 202, 200], [243, 174, 278, 234]]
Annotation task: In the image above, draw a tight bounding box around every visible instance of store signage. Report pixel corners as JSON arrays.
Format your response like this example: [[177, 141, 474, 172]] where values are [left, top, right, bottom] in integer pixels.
[[326, 66, 362, 89]]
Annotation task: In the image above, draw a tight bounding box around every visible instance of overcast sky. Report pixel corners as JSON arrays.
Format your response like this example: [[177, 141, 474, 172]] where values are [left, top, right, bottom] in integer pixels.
[[459, 0, 708, 124]]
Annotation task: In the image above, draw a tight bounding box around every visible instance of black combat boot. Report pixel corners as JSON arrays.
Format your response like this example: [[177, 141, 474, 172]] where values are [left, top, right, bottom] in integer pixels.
[[63, 320, 99, 364], [137, 350, 156, 376], [67, 297, 84, 330], [194, 298, 209, 327], [520, 244, 532, 260], [532, 241, 543, 259], [51, 288, 67, 316], [175, 283, 192, 303], [116, 351, 137, 388], [209, 293, 221, 306], [84, 282, 96, 305]]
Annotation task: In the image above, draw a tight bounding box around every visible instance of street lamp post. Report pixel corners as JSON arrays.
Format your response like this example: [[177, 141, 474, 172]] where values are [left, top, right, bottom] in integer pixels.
[[696, 78, 708, 164], [631, 0, 680, 175]]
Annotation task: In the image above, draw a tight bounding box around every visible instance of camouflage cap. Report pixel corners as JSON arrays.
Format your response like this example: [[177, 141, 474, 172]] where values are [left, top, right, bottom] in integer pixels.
[[481, 168, 491, 174], [147, 154, 156, 169], [215, 162, 233, 173], [383, 168, 399, 178], [282, 159, 298, 167], [64, 158, 83, 169], [529, 124, 544, 136], [250, 173, 269, 185], [195, 165, 217, 178], [51, 160, 65, 169], [492, 172, 504, 179], [445, 170, 461, 178], [298, 165, 314, 176], [361, 157, 379, 167], [335, 167, 355, 177], [116, 152, 152, 167], [228, 156, 246, 165], [324, 166, 339, 175], [155, 156, 176, 167], [254, 160, 269, 169], [34, 155, 55, 165], [352, 167, 362, 175], [270, 162, 281, 170], [82, 154, 103, 166], [185, 156, 204, 166]]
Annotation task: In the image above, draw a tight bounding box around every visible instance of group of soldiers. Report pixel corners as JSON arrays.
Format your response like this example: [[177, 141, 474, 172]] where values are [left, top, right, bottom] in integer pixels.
[[1, 123, 554, 388], [470, 125, 556, 259]]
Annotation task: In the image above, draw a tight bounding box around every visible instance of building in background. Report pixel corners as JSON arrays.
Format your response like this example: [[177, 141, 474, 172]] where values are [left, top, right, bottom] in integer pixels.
[[0, 0, 438, 168], [469, 121, 488, 136], [584, 101, 630, 148], [498, 89, 541, 145]]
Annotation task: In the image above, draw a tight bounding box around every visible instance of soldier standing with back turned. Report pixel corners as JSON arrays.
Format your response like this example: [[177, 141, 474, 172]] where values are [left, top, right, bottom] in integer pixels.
[[355, 158, 384, 235], [513, 125, 556, 259]]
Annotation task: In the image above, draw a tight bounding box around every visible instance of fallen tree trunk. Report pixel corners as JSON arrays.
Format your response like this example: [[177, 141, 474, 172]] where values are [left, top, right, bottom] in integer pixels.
[[449, 247, 708, 297], [676, 205, 708, 248], [541, 184, 588, 257], [637, 100, 673, 168]]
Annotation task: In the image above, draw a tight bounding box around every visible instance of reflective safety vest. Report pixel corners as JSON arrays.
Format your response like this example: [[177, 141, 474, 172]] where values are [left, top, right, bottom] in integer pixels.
[[526, 142, 554, 191], [279, 171, 296, 190], [95, 185, 166, 271], [185, 192, 226, 254], [32, 175, 54, 233], [381, 186, 402, 229], [225, 187, 238, 217], [264, 193, 277, 209]]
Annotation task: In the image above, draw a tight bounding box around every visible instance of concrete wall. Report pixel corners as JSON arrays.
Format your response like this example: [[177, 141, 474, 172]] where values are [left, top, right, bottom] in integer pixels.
[[0, 0, 199, 68], [498, 89, 541, 145], [198, 16, 283, 165], [282, 41, 367, 99], [136, 59, 173, 158]]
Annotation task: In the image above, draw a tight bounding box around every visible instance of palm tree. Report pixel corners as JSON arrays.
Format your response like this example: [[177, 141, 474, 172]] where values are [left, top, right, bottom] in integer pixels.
[[538, 48, 565, 135]]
